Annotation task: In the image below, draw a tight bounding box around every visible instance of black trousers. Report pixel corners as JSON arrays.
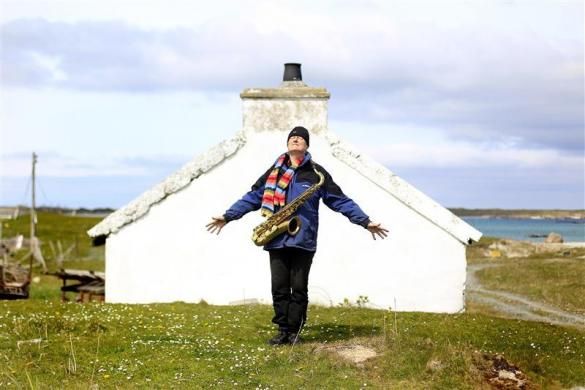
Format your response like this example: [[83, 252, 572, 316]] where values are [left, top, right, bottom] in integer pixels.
[[269, 248, 314, 333]]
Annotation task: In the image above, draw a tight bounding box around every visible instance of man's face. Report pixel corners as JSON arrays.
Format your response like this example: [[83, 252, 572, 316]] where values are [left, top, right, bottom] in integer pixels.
[[287, 136, 308, 154]]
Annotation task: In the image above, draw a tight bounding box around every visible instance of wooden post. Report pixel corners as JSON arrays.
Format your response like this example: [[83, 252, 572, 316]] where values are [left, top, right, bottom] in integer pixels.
[[1, 253, 6, 287], [30, 152, 37, 250], [1, 221, 4, 286], [61, 276, 67, 302], [28, 152, 47, 273]]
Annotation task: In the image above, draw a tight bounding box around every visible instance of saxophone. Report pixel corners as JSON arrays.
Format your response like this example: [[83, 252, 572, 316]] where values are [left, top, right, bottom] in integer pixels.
[[252, 164, 325, 246]]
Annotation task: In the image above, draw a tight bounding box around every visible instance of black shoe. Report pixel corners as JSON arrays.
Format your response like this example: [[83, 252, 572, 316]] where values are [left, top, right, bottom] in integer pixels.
[[288, 332, 303, 345], [268, 331, 290, 346]]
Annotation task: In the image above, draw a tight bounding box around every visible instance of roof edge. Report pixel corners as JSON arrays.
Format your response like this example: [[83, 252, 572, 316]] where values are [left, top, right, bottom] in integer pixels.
[[88, 129, 483, 245], [324, 132, 483, 245], [87, 131, 247, 239]]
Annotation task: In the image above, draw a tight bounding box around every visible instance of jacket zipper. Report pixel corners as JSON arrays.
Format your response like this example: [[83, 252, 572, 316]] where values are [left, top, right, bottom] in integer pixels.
[[288, 170, 296, 204]]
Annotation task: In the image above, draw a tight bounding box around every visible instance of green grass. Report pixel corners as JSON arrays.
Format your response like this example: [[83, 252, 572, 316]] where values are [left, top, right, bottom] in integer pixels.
[[467, 237, 585, 315], [3, 212, 104, 301], [475, 255, 585, 315], [2, 211, 104, 271], [1, 301, 584, 388], [1, 212, 585, 387], [465, 236, 500, 264]]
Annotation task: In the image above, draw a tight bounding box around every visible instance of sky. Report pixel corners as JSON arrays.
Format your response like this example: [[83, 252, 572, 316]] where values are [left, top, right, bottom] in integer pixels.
[[0, 0, 583, 209]]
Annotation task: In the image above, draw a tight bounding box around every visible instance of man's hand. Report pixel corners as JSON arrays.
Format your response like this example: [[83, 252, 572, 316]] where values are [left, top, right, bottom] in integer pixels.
[[367, 222, 389, 240], [206, 216, 227, 235]]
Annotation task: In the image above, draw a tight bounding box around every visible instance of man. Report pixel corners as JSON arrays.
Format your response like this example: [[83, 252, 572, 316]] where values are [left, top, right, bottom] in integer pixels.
[[206, 126, 388, 345]]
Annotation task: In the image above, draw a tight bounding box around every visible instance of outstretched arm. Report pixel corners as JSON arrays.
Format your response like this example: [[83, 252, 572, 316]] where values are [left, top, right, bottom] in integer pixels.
[[206, 165, 273, 235], [321, 168, 370, 226], [321, 167, 389, 240]]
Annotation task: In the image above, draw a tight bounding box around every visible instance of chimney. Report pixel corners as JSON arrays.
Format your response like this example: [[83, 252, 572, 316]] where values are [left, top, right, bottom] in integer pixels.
[[240, 63, 330, 135], [283, 63, 302, 81]]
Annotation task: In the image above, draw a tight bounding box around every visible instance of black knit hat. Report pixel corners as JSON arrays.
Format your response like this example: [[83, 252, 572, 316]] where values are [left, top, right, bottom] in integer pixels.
[[287, 126, 310, 146]]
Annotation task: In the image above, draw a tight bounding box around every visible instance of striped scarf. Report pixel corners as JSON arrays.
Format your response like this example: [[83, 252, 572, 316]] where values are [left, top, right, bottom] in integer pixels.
[[261, 152, 310, 217]]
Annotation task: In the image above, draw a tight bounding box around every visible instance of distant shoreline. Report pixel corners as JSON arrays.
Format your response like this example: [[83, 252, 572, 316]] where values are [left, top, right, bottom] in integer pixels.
[[449, 208, 585, 220]]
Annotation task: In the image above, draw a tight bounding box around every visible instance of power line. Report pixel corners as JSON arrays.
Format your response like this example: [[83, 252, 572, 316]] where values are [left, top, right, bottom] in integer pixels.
[[21, 175, 31, 206], [37, 177, 52, 206]]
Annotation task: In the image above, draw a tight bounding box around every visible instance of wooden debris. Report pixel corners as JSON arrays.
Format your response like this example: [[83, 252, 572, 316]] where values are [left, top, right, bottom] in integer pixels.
[[49, 268, 105, 303], [1, 237, 32, 300]]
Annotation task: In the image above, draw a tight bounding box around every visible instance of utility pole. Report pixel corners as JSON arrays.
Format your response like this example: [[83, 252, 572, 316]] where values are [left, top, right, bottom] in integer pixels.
[[27, 152, 45, 272], [30, 152, 37, 249]]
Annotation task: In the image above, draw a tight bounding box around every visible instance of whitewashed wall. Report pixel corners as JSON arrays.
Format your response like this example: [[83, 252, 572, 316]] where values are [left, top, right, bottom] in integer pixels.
[[105, 131, 467, 312], [242, 98, 328, 135]]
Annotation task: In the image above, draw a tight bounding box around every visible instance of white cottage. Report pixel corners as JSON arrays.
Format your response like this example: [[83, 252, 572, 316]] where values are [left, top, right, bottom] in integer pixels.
[[88, 64, 482, 313]]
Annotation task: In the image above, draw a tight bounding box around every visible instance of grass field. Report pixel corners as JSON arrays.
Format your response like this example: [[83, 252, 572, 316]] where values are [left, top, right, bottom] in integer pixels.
[[1, 211, 584, 388], [466, 236, 585, 315], [1, 211, 103, 266], [2, 301, 584, 388], [476, 256, 585, 315]]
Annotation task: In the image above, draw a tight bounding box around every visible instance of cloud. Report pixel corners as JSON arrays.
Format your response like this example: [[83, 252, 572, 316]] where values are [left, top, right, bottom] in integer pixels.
[[361, 141, 584, 171], [393, 164, 585, 209], [1, 4, 582, 153], [0, 151, 187, 177], [0, 1, 582, 210], [354, 136, 585, 208], [0, 174, 163, 208], [2, 153, 582, 209], [0, 18, 288, 91]]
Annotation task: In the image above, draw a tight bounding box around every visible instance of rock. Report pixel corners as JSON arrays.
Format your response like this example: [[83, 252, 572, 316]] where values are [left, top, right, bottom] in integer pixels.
[[487, 240, 534, 258], [476, 353, 532, 389], [498, 370, 517, 380], [16, 338, 42, 349], [426, 359, 443, 372], [316, 344, 378, 364], [336, 345, 378, 363], [545, 232, 564, 243]]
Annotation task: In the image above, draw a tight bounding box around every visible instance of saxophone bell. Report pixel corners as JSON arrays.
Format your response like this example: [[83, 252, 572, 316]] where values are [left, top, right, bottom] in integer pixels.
[[252, 216, 301, 247], [287, 216, 301, 236]]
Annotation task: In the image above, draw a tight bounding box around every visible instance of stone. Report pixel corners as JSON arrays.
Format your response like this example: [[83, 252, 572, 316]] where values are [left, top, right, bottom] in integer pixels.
[[487, 240, 534, 258], [316, 344, 378, 364], [336, 345, 378, 363], [545, 232, 564, 243], [498, 370, 517, 380], [426, 359, 443, 372]]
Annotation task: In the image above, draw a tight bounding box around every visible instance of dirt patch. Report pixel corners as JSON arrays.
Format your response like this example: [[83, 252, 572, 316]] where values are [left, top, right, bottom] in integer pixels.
[[315, 343, 378, 364], [474, 353, 535, 389]]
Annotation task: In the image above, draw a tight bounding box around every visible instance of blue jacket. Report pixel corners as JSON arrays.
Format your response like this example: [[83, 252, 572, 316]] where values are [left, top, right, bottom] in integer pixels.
[[224, 153, 370, 252]]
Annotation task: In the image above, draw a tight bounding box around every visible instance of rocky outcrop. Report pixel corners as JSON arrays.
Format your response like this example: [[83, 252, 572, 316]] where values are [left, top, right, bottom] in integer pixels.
[[544, 232, 564, 243], [483, 238, 579, 258]]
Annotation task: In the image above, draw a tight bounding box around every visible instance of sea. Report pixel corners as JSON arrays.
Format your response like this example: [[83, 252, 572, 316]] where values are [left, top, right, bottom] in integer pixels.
[[462, 217, 585, 243]]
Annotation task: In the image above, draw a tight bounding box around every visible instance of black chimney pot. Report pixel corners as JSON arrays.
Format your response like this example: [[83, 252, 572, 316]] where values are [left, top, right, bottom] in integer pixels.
[[283, 63, 302, 81]]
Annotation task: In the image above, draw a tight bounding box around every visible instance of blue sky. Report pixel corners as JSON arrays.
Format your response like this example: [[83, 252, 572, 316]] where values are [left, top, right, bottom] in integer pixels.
[[0, 0, 583, 209]]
